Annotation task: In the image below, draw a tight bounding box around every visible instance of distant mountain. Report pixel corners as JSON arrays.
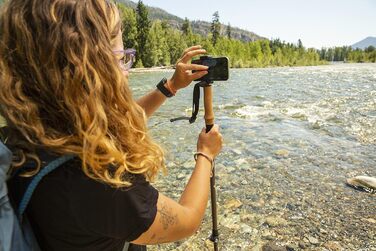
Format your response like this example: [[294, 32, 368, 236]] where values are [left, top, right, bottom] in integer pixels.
[[117, 0, 266, 42], [352, 37, 376, 49]]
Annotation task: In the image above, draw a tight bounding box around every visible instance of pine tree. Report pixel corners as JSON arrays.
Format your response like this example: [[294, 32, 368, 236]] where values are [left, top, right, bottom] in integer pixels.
[[136, 0, 150, 67], [167, 29, 187, 64], [145, 21, 170, 67], [297, 39, 303, 49], [118, 5, 138, 50], [211, 11, 221, 46], [182, 17, 192, 36], [226, 23, 232, 39]]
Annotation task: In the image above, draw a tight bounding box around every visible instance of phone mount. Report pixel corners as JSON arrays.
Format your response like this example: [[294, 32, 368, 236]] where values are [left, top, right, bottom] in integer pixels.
[[170, 80, 213, 124]]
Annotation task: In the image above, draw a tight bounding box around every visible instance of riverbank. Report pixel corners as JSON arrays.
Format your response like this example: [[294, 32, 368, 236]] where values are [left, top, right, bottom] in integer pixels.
[[129, 62, 375, 73], [129, 66, 174, 73]]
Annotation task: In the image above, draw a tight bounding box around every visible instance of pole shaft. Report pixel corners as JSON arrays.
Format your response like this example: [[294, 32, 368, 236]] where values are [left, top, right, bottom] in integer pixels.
[[204, 85, 214, 131], [203, 85, 219, 251]]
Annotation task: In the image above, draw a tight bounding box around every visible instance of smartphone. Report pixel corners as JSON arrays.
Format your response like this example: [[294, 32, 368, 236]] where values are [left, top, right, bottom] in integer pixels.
[[192, 56, 229, 82]]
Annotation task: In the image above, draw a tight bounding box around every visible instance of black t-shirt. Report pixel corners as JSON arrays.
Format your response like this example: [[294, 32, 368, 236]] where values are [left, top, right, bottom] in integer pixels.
[[8, 151, 159, 251]]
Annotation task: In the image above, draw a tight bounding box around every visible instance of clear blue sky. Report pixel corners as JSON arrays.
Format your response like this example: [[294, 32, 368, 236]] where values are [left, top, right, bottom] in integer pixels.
[[135, 0, 375, 49]]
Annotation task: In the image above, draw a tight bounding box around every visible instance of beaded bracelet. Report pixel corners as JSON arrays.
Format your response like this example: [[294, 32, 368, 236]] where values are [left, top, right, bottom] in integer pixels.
[[194, 152, 215, 177]]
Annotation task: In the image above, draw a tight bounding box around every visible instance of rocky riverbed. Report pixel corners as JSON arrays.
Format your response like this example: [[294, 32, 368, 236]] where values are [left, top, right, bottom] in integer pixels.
[[135, 64, 376, 251]]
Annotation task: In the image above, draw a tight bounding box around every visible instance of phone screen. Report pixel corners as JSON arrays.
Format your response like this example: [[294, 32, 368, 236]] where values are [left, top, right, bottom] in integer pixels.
[[192, 57, 229, 82]]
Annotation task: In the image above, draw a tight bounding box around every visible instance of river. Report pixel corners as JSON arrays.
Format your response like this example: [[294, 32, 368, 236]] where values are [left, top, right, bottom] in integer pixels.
[[130, 63, 375, 250]]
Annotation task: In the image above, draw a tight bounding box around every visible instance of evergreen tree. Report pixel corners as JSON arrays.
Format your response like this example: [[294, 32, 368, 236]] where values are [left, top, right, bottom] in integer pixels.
[[115, 2, 336, 68], [260, 40, 272, 66], [211, 11, 221, 46], [167, 29, 187, 64], [226, 23, 232, 39], [118, 5, 138, 49], [297, 39, 303, 49], [136, 0, 150, 67], [145, 21, 170, 67], [182, 17, 192, 36]]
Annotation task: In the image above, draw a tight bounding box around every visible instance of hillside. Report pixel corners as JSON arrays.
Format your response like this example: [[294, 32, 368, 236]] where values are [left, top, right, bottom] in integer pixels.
[[352, 37, 376, 49], [117, 0, 266, 42]]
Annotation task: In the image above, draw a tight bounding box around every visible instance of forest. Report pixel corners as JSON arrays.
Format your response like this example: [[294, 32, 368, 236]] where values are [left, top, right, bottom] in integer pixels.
[[119, 1, 376, 68]]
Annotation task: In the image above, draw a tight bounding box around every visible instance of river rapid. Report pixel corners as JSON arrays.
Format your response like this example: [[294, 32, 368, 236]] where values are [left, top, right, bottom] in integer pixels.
[[130, 63, 376, 251]]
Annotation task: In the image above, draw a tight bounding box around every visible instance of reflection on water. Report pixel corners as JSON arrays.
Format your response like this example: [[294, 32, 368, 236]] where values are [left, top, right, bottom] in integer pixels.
[[131, 64, 376, 250]]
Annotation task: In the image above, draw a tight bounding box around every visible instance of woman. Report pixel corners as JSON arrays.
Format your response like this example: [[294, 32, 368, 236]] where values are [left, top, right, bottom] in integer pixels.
[[0, 0, 223, 251]]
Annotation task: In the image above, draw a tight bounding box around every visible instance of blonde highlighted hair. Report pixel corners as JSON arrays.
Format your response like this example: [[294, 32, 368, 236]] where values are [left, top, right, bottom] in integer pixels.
[[0, 0, 165, 187]]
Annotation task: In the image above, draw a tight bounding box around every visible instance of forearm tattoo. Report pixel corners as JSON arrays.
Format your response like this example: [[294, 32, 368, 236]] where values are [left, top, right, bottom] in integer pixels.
[[158, 201, 178, 230]]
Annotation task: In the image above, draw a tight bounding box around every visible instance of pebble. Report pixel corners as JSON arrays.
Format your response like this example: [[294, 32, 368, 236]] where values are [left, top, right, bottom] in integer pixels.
[[298, 242, 308, 249], [262, 230, 275, 240], [265, 216, 288, 227], [307, 236, 319, 245], [235, 158, 248, 166], [274, 149, 289, 158], [224, 199, 243, 209], [286, 243, 298, 251], [240, 223, 253, 234], [323, 241, 343, 251], [312, 121, 322, 129], [262, 242, 287, 251], [232, 149, 242, 155], [362, 218, 376, 224]]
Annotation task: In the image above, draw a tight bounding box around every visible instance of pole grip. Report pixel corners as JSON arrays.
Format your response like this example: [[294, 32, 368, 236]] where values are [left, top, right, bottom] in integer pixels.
[[204, 85, 214, 133]]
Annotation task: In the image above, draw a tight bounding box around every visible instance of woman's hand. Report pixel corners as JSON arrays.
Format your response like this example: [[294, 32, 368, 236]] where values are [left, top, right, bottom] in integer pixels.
[[197, 124, 223, 159], [168, 45, 209, 91]]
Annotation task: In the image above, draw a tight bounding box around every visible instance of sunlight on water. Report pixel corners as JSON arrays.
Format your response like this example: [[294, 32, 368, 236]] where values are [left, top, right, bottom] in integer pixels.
[[130, 64, 376, 250]]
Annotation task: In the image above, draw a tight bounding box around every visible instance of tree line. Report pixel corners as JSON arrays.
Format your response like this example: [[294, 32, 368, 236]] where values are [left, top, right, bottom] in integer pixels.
[[120, 1, 375, 68], [318, 46, 376, 63]]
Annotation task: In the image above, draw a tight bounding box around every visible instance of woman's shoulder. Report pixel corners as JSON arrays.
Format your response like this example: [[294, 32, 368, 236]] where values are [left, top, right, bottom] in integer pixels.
[[8, 148, 158, 207]]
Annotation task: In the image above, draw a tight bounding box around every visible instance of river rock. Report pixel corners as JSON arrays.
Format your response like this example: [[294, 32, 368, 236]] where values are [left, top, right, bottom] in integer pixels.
[[362, 218, 376, 224], [323, 241, 343, 251], [265, 216, 288, 227], [224, 199, 243, 209], [286, 243, 299, 251], [232, 148, 242, 155], [346, 176, 376, 193], [312, 121, 322, 129], [274, 149, 289, 158], [307, 236, 319, 245], [240, 223, 253, 234], [261, 230, 275, 240], [262, 242, 287, 251], [298, 242, 308, 249]]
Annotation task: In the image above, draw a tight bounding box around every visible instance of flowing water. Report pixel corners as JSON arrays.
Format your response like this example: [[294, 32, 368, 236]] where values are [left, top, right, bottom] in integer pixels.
[[130, 64, 376, 251]]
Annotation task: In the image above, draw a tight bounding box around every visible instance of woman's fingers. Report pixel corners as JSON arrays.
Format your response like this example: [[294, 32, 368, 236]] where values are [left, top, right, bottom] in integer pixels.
[[189, 70, 208, 81], [181, 49, 207, 63], [183, 45, 202, 55], [182, 63, 209, 71]]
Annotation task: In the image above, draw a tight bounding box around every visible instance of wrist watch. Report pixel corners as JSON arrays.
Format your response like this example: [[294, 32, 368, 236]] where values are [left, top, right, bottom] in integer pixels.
[[156, 78, 173, 98]]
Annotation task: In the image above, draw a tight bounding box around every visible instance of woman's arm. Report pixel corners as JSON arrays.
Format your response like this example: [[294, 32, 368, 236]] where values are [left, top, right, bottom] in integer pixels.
[[132, 156, 212, 244], [135, 46, 208, 118], [135, 80, 170, 118], [132, 125, 223, 245]]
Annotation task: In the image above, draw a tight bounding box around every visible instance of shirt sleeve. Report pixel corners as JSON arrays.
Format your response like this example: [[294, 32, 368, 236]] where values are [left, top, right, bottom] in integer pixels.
[[70, 172, 159, 241]]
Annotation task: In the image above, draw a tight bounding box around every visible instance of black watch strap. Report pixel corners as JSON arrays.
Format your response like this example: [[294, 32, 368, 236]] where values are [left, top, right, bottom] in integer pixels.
[[156, 78, 173, 98]]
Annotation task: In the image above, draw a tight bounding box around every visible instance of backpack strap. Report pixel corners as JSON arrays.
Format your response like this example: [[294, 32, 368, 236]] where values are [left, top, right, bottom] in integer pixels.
[[18, 155, 75, 219]]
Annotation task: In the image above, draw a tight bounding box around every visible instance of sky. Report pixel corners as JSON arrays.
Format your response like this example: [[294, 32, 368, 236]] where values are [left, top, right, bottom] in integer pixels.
[[136, 0, 376, 49]]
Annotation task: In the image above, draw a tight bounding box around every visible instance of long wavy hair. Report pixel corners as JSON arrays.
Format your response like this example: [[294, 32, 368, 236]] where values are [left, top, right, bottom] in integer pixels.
[[0, 0, 165, 187]]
